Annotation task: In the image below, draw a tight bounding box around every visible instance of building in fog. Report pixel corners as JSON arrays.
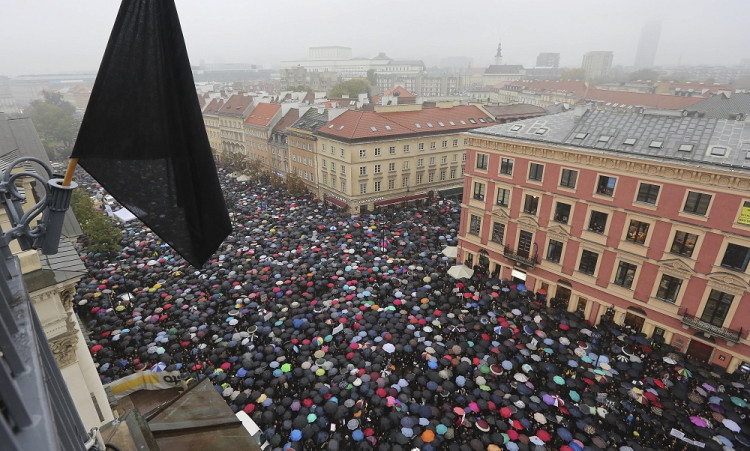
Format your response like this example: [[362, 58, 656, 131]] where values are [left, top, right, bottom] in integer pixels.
[[281, 47, 424, 81], [581, 51, 613, 80], [458, 107, 750, 372], [536, 53, 560, 68], [634, 23, 661, 69], [279, 66, 338, 93]]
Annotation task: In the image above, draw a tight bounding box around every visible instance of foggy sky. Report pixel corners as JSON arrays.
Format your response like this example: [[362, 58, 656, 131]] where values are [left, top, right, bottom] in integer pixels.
[[1, 0, 748, 76]]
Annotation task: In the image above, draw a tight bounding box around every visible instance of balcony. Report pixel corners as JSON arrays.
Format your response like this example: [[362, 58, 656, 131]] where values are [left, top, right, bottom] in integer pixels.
[[679, 309, 743, 343], [503, 245, 539, 268]]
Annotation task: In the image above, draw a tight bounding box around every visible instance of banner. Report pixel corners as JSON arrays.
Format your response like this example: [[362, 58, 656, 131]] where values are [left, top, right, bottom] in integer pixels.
[[106, 370, 184, 399]]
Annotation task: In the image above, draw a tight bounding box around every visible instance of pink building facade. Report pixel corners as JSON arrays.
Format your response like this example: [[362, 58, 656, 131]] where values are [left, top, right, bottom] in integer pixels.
[[458, 108, 750, 373]]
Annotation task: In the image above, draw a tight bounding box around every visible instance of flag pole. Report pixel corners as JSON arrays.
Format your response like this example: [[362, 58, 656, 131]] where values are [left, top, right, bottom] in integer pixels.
[[62, 158, 78, 187]]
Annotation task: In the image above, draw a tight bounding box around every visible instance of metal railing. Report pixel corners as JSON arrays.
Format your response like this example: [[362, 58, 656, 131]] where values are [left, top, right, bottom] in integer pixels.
[[0, 157, 89, 450], [679, 309, 743, 343], [503, 244, 539, 267]]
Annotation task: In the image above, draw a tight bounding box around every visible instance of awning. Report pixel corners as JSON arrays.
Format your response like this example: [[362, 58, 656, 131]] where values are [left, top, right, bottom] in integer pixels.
[[325, 196, 348, 208], [439, 187, 463, 197], [374, 193, 427, 207]]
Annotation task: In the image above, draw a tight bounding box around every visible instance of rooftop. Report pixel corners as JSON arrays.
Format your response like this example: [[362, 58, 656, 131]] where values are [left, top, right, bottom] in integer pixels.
[[685, 93, 750, 119], [469, 108, 750, 172], [218, 94, 253, 117], [288, 108, 330, 133], [317, 105, 494, 142], [244, 103, 281, 127]]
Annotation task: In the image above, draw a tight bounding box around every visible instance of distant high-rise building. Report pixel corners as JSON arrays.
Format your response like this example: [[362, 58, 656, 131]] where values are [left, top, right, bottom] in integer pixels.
[[582, 51, 613, 80], [536, 53, 560, 68], [634, 23, 661, 68]]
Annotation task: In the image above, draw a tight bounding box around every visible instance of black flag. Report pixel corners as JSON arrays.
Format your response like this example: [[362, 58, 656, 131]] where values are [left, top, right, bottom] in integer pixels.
[[71, 0, 231, 267]]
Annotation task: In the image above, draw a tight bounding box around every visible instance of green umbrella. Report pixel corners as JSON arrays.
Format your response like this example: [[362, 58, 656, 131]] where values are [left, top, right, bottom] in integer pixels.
[[307, 413, 317, 423], [316, 368, 325, 376], [730, 396, 747, 407], [480, 365, 490, 374], [569, 390, 580, 402], [544, 347, 554, 354], [581, 356, 593, 364], [553, 375, 565, 385], [281, 363, 291, 373]]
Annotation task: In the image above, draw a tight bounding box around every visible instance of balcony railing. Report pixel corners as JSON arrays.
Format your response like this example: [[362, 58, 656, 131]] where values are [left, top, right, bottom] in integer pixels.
[[503, 245, 539, 268], [679, 309, 743, 343]]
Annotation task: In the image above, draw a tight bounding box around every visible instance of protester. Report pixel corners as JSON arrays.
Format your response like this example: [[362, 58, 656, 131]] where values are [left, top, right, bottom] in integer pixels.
[[75, 166, 749, 451]]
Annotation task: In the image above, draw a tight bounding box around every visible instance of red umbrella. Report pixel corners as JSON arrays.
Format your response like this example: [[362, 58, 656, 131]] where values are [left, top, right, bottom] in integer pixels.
[[500, 407, 512, 418], [536, 429, 551, 442], [91, 344, 103, 353]]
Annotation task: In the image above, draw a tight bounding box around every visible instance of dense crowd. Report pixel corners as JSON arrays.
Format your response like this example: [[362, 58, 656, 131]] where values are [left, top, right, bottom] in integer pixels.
[[75, 166, 749, 451]]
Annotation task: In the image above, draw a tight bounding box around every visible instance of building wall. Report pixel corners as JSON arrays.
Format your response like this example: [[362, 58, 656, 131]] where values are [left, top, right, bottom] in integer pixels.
[[316, 133, 469, 212], [287, 129, 319, 192], [220, 115, 247, 156], [458, 135, 750, 372]]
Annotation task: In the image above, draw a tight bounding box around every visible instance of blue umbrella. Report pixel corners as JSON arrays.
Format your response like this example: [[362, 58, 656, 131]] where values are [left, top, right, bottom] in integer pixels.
[[557, 427, 573, 441], [291, 429, 302, 441], [567, 360, 579, 368], [352, 430, 364, 441], [502, 360, 513, 371], [456, 375, 466, 387]]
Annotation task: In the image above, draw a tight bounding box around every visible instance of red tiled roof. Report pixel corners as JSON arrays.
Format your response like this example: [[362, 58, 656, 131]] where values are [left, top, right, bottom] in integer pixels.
[[244, 103, 282, 127], [273, 108, 299, 132], [383, 86, 416, 98], [219, 94, 253, 116], [500, 80, 588, 97], [587, 88, 704, 109], [318, 105, 493, 140], [203, 98, 225, 115]]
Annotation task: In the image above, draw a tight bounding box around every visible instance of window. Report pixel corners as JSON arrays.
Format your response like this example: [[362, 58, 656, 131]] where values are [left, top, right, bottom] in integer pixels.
[[523, 194, 539, 214], [559, 169, 577, 188], [341, 180, 346, 192], [322, 173, 327, 184], [596, 175, 616, 196], [429, 157, 436, 166], [626, 220, 650, 244], [388, 179, 395, 189], [389, 162, 396, 172], [578, 250, 599, 275], [721, 243, 750, 271], [440, 169, 446, 181], [359, 149, 367, 158], [418, 158, 424, 167], [402, 176, 408, 188], [554, 202, 572, 224], [546, 239, 563, 263], [476, 153, 489, 170], [389, 146, 396, 155], [464, 138, 468, 145], [430, 142, 436, 150], [528, 163, 544, 181], [322, 159, 327, 168], [428, 172, 435, 183], [700, 290, 734, 327], [418, 143, 424, 150], [473, 182, 486, 201], [649, 140, 663, 149], [453, 139, 458, 147], [453, 154, 458, 162], [403, 161, 410, 170], [340, 148, 345, 157], [623, 138, 637, 146], [374, 147, 381, 156], [331, 162, 336, 172], [462, 153, 467, 161], [416, 174, 423, 184], [496, 188, 510, 207], [340, 165, 346, 175], [500, 158, 514, 175], [636, 183, 660, 205], [374, 181, 381, 192], [450, 168, 456, 179], [442, 140, 448, 148], [588, 211, 608, 233], [491, 223, 505, 244], [360, 183, 367, 194], [670, 231, 698, 257], [613, 262, 637, 289], [374, 164, 381, 174], [656, 275, 682, 303], [678, 144, 693, 152], [359, 166, 367, 176], [330, 147, 334, 155], [441, 155, 447, 164], [683, 191, 711, 215], [401, 145, 408, 153], [469, 215, 481, 235]]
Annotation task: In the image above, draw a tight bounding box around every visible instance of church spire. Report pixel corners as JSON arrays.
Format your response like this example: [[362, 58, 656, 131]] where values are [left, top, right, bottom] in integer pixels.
[[495, 42, 503, 65]]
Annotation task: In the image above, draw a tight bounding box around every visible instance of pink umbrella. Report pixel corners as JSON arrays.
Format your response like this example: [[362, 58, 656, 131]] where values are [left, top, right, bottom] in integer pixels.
[[689, 416, 707, 428]]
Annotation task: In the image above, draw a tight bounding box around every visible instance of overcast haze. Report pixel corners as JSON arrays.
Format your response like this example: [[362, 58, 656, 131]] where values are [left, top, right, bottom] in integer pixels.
[[1, 0, 748, 76]]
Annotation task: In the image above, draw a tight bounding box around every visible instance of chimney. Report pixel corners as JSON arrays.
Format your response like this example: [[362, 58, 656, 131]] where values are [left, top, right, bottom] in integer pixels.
[[573, 103, 589, 121]]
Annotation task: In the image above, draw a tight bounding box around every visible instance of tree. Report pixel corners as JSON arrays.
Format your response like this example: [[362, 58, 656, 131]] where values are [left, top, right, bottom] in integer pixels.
[[329, 79, 371, 99], [286, 85, 313, 93], [627, 68, 661, 82], [286, 173, 308, 195], [25, 90, 79, 159], [70, 190, 122, 256], [366, 69, 378, 87], [559, 68, 586, 81]]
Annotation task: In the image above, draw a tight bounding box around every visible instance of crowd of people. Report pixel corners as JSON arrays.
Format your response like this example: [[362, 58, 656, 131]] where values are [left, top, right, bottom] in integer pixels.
[[75, 166, 749, 451]]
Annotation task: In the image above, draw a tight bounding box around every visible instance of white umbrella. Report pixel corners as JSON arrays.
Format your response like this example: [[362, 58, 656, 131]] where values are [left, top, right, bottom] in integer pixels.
[[447, 265, 474, 279], [441, 246, 458, 258]]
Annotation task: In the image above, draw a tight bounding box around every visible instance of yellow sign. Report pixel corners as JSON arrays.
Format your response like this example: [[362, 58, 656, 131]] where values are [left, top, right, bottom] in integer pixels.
[[739, 206, 750, 225]]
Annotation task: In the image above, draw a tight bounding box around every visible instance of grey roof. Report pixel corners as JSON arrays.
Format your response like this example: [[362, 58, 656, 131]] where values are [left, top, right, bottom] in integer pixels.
[[469, 108, 750, 173], [685, 93, 750, 119], [0, 112, 82, 238], [289, 108, 329, 133], [37, 238, 87, 283]]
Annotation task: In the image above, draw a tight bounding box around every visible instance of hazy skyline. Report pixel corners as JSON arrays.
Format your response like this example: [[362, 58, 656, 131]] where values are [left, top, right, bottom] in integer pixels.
[[1, 0, 748, 76]]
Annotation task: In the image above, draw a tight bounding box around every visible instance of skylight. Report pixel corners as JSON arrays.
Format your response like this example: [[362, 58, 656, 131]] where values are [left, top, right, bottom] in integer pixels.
[[338, 125, 345, 130], [469, 119, 477, 124], [535, 128, 548, 135], [623, 138, 636, 145], [415, 123, 422, 129], [649, 140, 663, 148], [573, 133, 588, 139], [426, 122, 434, 128], [678, 144, 694, 152], [510, 125, 523, 132], [710, 146, 727, 156], [385, 125, 392, 131], [438, 122, 445, 127], [370, 126, 377, 132], [460, 120, 467, 125], [449, 121, 456, 126], [479, 118, 486, 123], [328, 124, 335, 129], [598, 135, 611, 142]]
